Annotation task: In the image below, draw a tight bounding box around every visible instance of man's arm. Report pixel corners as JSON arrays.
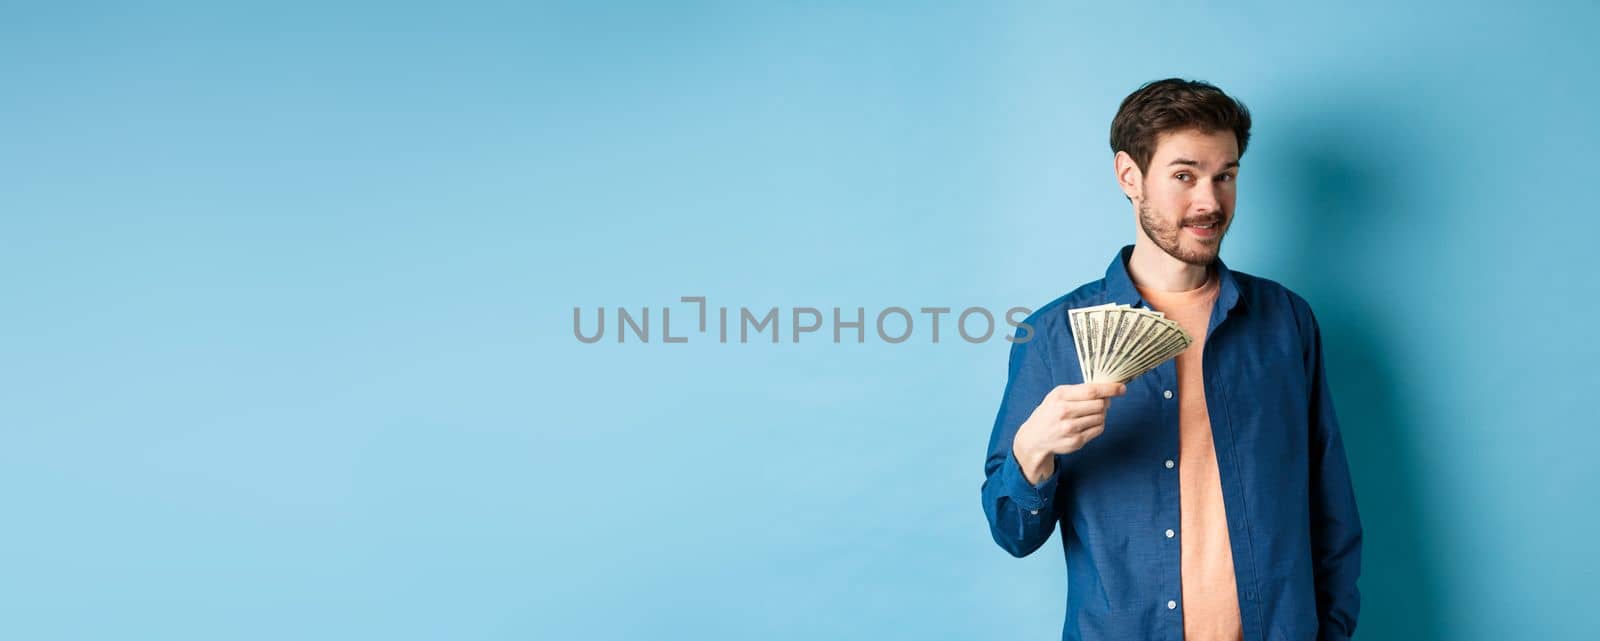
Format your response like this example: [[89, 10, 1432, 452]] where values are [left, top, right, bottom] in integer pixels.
[[1303, 306, 1363, 640], [981, 327, 1062, 557]]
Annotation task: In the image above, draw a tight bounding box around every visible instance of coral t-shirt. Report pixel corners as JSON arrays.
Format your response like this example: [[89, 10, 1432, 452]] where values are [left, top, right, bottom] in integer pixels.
[[1135, 265, 1243, 641]]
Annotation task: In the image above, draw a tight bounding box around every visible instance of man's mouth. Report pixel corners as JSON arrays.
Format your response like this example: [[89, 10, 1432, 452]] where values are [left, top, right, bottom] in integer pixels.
[[1184, 220, 1221, 238]]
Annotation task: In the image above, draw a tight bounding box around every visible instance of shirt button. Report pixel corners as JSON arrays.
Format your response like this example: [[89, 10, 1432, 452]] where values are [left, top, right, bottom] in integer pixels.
[[1165, 528, 1175, 539], [1167, 600, 1177, 610], [1030, 509, 1039, 515], [1163, 389, 1174, 399], [1165, 459, 1175, 469]]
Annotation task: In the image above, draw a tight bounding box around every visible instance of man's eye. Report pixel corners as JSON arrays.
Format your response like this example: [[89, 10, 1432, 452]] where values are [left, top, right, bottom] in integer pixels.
[[1175, 173, 1192, 181], [1219, 174, 1235, 182]]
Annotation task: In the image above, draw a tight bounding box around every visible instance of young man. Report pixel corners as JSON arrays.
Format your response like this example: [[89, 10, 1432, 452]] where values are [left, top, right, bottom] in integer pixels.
[[980, 79, 1362, 641]]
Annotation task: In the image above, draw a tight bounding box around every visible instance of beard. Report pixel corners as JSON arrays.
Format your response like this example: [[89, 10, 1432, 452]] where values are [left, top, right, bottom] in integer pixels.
[[1137, 196, 1226, 266]]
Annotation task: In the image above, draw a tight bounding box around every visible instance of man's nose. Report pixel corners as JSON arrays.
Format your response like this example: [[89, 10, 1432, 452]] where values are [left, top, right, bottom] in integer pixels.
[[1193, 182, 1222, 213]]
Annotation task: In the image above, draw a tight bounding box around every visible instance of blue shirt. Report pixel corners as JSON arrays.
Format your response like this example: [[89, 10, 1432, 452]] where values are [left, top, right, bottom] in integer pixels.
[[981, 245, 1362, 641]]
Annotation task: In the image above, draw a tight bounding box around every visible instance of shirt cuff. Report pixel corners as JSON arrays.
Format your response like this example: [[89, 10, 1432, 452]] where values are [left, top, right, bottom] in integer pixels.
[[1003, 447, 1059, 511]]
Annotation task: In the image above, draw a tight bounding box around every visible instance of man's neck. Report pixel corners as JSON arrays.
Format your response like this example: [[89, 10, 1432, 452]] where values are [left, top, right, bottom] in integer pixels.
[[1128, 238, 1212, 293]]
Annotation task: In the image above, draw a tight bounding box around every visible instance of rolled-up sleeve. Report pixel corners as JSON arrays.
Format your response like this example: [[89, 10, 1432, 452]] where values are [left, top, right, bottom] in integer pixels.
[[981, 322, 1062, 558]]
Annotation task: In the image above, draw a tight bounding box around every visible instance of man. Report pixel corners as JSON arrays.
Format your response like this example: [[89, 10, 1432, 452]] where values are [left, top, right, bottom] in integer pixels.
[[980, 78, 1362, 641]]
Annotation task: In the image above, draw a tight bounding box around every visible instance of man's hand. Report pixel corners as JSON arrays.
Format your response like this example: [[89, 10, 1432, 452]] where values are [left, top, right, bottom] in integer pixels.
[[1012, 383, 1128, 484]]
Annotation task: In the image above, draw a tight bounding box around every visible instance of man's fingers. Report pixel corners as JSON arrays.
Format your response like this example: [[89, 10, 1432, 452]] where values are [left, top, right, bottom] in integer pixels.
[[1046, 414, 1104, 438], [1066, 414, 1106, 434], [1061, 398, 1109, 419], [1057, 382, 1128, 401], [1087, 382, 1128, 399], [1047, 423, 1107, 454]]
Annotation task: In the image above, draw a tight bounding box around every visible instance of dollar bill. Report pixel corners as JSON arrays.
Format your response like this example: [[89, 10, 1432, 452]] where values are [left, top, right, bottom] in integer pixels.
[[1068, 303, 1194, 384]]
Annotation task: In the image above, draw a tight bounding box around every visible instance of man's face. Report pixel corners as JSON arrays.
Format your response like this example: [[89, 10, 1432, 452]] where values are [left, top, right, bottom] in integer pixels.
[[1130, 128, 1240, 265]]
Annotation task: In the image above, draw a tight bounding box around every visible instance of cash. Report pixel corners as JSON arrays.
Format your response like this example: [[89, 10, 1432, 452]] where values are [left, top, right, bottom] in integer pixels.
[[1067, 303, 1194, 384]]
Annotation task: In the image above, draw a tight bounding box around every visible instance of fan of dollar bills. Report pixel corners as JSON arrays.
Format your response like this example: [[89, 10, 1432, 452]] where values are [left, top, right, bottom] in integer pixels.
[[1067, 303, 1195, 384]]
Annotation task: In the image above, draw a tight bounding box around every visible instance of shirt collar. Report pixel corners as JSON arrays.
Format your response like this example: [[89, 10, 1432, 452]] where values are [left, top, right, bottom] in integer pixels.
[[1102, 244, 1246, 315]]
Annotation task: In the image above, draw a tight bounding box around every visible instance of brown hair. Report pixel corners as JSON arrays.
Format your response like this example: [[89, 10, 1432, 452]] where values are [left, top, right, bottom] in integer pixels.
[[1110, 78, 1252, 177]]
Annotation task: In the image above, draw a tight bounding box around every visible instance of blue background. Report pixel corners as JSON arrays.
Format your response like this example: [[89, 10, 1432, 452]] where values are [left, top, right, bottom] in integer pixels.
[[3, 2, 1596, 639]]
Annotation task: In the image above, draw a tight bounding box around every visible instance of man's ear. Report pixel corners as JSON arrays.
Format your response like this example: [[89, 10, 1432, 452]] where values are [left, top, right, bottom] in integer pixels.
[[1114, 151, 1143, 202]]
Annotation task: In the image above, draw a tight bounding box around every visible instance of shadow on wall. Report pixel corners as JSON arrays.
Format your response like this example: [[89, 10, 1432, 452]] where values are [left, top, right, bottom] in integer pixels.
[[1272, 110, 1446, 641]]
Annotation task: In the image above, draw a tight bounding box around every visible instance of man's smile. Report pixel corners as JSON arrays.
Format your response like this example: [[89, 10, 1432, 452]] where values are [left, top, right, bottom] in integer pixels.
[[1183, 219, 1221, 239]]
